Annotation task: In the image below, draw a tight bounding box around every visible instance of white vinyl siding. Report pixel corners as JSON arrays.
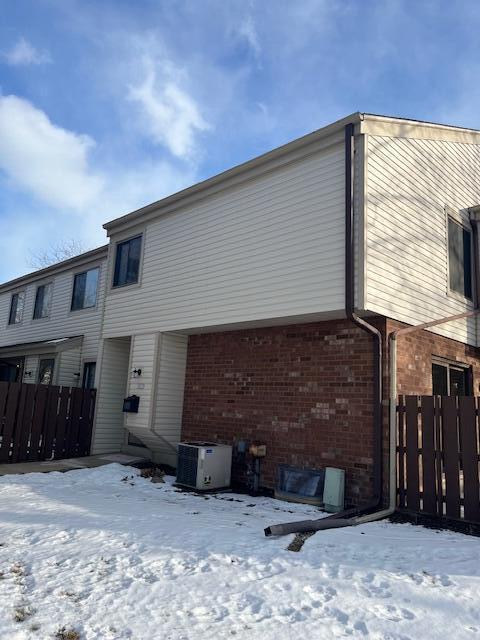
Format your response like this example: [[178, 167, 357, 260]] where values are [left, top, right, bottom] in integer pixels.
[[22, 355, 39, 384], [56, 347, 82, 387], [124, 333, 158, 450], [365, 134, 480, 345], [152, 333, 188, 466], [91, 337, 131, 454], [102, 138, 346, 337]]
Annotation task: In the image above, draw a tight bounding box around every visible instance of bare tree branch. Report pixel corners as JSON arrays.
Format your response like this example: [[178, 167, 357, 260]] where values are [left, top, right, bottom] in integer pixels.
[[28, 239, 90, 269]]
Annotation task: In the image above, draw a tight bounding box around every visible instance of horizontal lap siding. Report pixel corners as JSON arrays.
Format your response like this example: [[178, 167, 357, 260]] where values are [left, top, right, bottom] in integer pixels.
[[103, 141, 346, 336], [152, 333, 188, 463], [91, 337, 130, 454], [366, 135, 480, 345], [0, 259, 107, 367], [125, 334, 158, 450], [57, 347, 82, 387], [23, 355, 39, 384]]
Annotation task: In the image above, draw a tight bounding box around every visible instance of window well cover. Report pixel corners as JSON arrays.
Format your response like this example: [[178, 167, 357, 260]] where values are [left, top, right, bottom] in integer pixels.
[[275, 464, 325, 506]]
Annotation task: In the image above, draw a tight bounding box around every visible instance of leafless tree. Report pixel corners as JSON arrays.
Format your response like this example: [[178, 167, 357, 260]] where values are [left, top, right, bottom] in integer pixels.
[[28, 239, 90, 269]]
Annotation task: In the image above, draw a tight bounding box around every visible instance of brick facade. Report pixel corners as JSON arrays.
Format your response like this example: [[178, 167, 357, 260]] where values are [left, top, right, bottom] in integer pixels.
[[181, 317, 480, 507], [386, 319, 480, 396], [182, 319, 379, 505]]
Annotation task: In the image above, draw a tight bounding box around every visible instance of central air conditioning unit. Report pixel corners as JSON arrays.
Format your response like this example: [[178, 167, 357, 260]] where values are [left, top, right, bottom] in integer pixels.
[[176, 442, 232, 491]]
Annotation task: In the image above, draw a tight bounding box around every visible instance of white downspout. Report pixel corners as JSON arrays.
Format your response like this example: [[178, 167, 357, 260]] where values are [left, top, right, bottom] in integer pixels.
[[355, 332, 397, 523]]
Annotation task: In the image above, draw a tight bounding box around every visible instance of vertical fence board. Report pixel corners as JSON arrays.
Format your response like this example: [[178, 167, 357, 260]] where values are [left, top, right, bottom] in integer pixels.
[[66, 387, 84, 457], [421, 396, 436, 515], [77, 390, 96, 456], [55, 388, 71, 459], [397, 396, 406, 508], [0, 382, 9, 438], [434, 395, 444, 518], [0, 383, 21, 461], [41, 386, 60, 459], [460, 396, 480, 522], [406, 396, 420, 511], [442, 396, 461, 520], [28, 385, 48, 461], [12, 384, 36, 462]]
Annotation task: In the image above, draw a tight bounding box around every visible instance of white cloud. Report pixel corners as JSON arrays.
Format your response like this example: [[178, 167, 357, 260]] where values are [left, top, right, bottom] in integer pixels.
[[237, 15, 261, 58], [4, 37, 51, 66], [0, 93, 198, 280], [128, 58, 210, 160], [0, 94, 104, 210]]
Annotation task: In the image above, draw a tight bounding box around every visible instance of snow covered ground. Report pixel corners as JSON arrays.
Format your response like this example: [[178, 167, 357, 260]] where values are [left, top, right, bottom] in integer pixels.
[[0, 464, 479, 640]]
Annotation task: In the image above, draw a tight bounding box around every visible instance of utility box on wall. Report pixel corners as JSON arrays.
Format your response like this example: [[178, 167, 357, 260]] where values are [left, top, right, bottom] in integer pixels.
[[122, 395, 140, 413], [323, 467, 345, 512]]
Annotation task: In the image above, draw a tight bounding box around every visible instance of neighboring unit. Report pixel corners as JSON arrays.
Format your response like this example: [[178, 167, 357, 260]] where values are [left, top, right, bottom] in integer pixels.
[[0, 246, 108, 389]]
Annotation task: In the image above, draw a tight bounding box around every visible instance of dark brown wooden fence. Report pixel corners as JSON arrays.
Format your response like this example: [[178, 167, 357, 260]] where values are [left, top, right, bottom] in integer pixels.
[[0, 381, 96, 463], [397, 395, 480, 525]]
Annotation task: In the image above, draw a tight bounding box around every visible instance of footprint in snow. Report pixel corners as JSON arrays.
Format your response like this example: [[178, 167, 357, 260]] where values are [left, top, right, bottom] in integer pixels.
[[373, 604, 415, 622], [302, 583, 337, 606]]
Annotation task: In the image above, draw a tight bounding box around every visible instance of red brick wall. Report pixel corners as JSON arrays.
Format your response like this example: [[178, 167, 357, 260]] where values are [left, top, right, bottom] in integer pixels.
[[387, 318, 480, 396], [182, 319, 380, 506], [181, 316, 480, 508]]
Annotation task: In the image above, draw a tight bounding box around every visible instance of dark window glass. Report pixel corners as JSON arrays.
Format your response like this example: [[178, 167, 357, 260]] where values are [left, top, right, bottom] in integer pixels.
[[71, 268, 99, 311], [82, 362, 96, 389], [9, 291, 25, 324], [113, 236, 142, 287], [38, 358, 55, 385], [432, 361, 471, 396], [0, 357, 23, 382], [33, 284, 52, 319], [448, 218, 472, 299], [432, 363, 448, 395], [450, 367, 468, 396]]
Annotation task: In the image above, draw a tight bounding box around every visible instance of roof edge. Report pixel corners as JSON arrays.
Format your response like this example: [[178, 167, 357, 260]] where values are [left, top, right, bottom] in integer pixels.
[[0, 244, 108, 294]]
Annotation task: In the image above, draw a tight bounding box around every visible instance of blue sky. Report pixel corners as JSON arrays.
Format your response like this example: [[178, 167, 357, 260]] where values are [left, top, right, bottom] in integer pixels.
[[1, 0, 480, 281]]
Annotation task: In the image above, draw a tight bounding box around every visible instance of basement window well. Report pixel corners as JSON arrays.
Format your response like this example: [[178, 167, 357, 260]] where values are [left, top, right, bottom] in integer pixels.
[[275, 464, 325, 506]]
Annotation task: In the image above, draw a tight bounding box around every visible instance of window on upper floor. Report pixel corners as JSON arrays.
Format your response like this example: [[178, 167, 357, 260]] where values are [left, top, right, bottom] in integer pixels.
[[113, 235, 142, 287], [71, 268, 99, 311], [8, 291, 26, 324], [33, 283, 52, 320], [448, 217, 472, 299]]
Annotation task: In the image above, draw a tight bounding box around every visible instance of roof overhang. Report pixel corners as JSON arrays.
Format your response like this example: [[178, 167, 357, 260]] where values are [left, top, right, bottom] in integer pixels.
[[0, 336, 83, 359]]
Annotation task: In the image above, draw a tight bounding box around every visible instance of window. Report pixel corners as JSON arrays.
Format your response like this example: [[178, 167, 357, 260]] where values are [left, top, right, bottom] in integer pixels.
[[33, 283, 52, 319], [71, 268, 99, 311], [432, 360, 471, 396], [113, 236, 142, 287], [8, 291, 25, 324], [448, 217, 472, 299], [0, 357, 24, 382], [38, 358, 55, 385], [82, 362, 96, 389]]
